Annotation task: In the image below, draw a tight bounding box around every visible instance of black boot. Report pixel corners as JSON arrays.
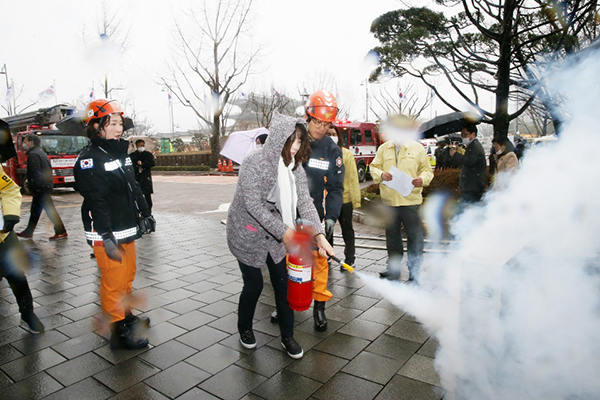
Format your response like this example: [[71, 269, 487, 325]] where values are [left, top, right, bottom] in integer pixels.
[[313, 301, 327, 332], [110, 319, 149, 350], [6, 273, 44, 334]]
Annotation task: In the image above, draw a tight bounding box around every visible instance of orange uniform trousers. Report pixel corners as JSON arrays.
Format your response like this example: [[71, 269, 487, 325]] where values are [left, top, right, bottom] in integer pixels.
[[93, 241, 137, 323], [312, 251, 332, 302]]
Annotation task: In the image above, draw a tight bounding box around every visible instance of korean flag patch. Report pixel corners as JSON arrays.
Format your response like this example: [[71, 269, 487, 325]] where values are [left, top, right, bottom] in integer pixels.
[[80, 158, 94, 170], [336, 156, 343, 168]]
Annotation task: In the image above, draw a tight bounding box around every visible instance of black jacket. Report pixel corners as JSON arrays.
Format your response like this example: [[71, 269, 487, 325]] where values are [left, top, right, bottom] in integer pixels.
[[74, 136, 150, 245], [302, 136, 344, 222], [129, 150, 155, 194], [454, 138, 487, 194], [26, 146, 53, 193]]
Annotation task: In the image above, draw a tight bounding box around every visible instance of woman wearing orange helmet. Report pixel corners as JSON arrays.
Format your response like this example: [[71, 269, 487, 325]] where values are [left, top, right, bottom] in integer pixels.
[[74, 99, 155, 350]]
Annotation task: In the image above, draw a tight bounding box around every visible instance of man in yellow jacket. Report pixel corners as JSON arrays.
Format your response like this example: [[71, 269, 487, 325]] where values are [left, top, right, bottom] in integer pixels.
[[0, 119, 44, 333], [327, 127, 361, 270], [369, 115, 433, 283], [0, 168, 45, 333]]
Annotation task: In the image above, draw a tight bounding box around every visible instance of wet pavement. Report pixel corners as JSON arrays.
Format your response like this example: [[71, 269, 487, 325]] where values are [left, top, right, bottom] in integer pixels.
[[0, 175, 445, 399]]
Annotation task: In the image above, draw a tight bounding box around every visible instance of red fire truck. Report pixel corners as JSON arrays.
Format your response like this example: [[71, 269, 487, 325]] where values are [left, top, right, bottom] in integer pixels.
[[2, 105, 88, 193], [332, 120, 382, 182]]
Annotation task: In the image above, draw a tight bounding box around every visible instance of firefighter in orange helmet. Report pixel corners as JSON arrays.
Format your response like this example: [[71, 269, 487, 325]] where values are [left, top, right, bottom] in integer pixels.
[[303, 90, 344, 331], [74, 99, 155, 350]]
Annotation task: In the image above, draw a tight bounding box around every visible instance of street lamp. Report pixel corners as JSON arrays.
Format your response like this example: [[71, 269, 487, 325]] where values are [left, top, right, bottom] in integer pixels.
[[360, 79, 369, 122]]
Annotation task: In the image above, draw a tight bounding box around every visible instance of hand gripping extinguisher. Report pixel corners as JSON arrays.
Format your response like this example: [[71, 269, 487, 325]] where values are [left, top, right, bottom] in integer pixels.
[[287, 223, 315, 312]]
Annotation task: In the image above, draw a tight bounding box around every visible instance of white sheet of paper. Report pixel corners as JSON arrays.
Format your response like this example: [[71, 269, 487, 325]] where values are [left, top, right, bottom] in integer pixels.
[[382, 166, 414, 197]]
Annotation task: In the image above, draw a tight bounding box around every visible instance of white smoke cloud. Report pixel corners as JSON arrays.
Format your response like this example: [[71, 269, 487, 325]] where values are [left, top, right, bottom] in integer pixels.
[[357, 49, 600, 399]]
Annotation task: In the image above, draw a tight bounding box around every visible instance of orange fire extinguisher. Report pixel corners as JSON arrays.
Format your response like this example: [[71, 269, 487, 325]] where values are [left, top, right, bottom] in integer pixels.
[[287, 224, 314, 312]]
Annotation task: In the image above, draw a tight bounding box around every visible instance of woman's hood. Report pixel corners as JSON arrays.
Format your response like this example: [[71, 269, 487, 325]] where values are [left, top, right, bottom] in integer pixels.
[[262, 112, 307, 164]]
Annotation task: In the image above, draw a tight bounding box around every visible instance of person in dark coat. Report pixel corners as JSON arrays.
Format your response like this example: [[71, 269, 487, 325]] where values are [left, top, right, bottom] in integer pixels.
[[16, 134, 67, 240], [302, 90, 344, 332], [74, 99, 155, 350], [129, 139, 155, 212], [514, 139, 526, 160], [450, 124, 487, 207]]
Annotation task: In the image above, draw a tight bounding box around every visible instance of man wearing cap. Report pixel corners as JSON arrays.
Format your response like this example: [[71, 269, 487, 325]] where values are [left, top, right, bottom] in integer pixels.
[[370, 115, 433, 283]]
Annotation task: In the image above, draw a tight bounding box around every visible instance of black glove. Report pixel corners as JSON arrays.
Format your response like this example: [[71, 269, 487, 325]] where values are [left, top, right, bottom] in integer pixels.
[[138, 215, 156, 235], [324, 218, 335, 239], [103, 238, 123, 262], [1, 215, 19, 233]]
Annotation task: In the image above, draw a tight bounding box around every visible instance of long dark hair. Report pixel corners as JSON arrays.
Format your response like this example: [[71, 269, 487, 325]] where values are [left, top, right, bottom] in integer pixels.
[[281, 123, 311, 170], [85, 113, 123, 139]]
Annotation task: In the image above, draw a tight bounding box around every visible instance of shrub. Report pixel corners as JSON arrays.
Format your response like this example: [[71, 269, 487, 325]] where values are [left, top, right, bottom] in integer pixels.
[[423, 168, 461, 199]]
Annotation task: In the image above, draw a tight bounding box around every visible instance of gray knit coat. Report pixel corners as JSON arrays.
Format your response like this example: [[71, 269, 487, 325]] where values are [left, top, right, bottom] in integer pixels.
[[226, 112, 325, 268]]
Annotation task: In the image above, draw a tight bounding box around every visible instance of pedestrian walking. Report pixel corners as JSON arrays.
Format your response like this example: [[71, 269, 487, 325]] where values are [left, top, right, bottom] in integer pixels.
[[370, 115, 433, 283], [74, 99, 155, 350], [0, 120, 44, 334], [302, 90, 344, 332], [326, 126, 361, 271], [450, 123, 487, 208], [129, 139, 155, 213], [227, 112, 334, 359], [16, 134, 68, 240]]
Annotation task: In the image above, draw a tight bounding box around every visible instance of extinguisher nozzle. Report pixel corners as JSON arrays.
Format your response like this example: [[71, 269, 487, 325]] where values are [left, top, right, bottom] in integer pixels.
[[341, 263, 355, 273], [329, 255, 355, 273]]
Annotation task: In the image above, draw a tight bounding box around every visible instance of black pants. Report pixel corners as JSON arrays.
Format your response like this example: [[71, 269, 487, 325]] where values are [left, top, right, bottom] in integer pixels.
[[1, 232, 34, 317], [238, 254, 293, 339], [23, 191, 66, 235], [457, 191, 483, 215], [385, 205, 424, 280], [339, 202, 356, 264], [142, 192, 152, 213]]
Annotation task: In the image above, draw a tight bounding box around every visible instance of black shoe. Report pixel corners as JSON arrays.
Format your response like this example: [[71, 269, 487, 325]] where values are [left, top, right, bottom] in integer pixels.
[[270, 310, 279, 324], [281, 337, 303, 359], [313, 301, 327, 332], [239, 329, 257, 349], [406, 277, 419, 286], [379, 270, 401, 280], [110, 320, 149, 350], [20, 312, 45, 334], [90, 253, 96, 259]]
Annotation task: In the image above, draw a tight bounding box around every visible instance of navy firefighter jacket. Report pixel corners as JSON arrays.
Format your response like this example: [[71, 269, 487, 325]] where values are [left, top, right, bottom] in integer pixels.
[[302, 136, 345, 223]]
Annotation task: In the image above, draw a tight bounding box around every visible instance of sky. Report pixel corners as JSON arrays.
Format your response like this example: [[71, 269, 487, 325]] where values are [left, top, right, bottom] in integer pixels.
[[0, 0, 460, 134]]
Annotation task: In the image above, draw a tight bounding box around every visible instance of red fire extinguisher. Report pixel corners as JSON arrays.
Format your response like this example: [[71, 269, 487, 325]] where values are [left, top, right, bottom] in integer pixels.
[[287, 224, 314, 312]]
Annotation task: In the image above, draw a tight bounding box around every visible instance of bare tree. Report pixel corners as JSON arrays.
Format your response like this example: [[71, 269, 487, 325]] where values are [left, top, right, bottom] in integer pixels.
[[161, 0, 260, 164], [370, 79, 431, 121], [1, 82, 38, 116], [125, 114, 155, 138], [246, 91, 298, 128], [82, 0, 131, 99]]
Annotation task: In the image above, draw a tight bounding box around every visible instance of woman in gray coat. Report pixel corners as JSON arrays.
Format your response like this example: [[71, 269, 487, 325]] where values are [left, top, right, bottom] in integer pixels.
[[227, 112, 334, 359]]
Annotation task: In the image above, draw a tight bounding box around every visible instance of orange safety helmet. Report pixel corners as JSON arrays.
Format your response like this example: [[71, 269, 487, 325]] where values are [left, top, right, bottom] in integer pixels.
[[305, 90, 338, 122], [84, 99, 124, 126]]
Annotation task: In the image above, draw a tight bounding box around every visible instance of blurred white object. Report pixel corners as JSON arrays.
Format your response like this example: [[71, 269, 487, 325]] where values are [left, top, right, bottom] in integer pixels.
[[220, 127, 269, 165]]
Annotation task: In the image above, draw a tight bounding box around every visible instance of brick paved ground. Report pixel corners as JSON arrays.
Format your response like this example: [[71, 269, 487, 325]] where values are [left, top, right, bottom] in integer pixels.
[[0, 176, 445, 399]]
